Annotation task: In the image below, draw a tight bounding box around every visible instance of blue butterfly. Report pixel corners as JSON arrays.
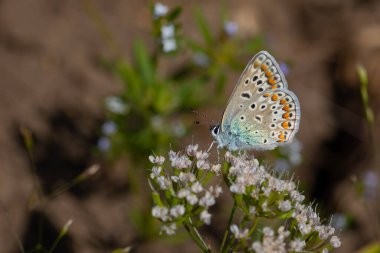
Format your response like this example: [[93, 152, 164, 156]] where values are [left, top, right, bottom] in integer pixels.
[[210, 51, 301, 151]]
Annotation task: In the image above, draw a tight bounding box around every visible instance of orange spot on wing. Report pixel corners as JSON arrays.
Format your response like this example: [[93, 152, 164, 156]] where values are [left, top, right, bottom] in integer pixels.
[[261, 65, 268, 71], [254, 61, 259, 68], [265, 71, 272, 77], [282, 104, 290, 111], [271, 94, 279, 101], [282, 112, 290, 119], [280, 98, 287, 104], [268, 77, 275, 85], [277, 131, 285, 142], [271, 85, 278, 89], [263, 93, 270, 97], [281, 122, 289, 129]]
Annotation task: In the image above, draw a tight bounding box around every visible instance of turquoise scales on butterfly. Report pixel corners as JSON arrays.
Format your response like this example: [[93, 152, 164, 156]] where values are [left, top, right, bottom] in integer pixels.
[[210, 51, 301, 151]]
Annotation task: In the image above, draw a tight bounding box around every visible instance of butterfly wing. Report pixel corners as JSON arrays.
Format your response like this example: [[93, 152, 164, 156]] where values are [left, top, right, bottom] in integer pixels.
[[230, 88, 301, 150], [221, 51, 288, 131]]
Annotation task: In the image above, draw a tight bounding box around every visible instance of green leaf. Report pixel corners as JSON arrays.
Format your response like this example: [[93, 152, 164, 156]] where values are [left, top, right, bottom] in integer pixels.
[[194, 8, 214, 46], [133, 40, 155, 85], [359, 242, 380, 253], [167, 7, 182, 21]]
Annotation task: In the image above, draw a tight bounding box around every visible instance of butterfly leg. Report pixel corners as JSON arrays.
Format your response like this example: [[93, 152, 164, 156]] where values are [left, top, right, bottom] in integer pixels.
[[207, 141, 214, 152]]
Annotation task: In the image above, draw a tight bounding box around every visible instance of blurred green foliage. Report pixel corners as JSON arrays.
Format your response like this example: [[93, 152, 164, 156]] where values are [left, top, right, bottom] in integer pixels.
[[97, 3, 264, 164]]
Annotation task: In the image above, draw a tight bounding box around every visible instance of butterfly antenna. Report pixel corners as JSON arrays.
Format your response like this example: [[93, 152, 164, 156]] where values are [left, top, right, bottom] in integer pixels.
[[191, 109, 213, 126]]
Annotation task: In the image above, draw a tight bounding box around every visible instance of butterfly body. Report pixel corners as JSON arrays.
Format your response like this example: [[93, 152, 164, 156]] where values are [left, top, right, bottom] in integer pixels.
[[211, 51, 301, 151]]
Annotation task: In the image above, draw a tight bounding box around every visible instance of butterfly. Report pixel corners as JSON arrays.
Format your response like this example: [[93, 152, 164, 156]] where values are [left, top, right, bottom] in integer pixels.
[[210, 51, 301, 151]]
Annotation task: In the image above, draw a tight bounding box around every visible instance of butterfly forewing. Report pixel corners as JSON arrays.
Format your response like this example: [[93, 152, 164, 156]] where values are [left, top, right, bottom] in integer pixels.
[[221, 51, 288, 132]]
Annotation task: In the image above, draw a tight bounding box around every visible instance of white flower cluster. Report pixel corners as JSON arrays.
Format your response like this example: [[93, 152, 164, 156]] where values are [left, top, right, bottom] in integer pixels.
[[152, 2, 177, 53], [225, 152, 341, 252], [149, 145, 222, 235]]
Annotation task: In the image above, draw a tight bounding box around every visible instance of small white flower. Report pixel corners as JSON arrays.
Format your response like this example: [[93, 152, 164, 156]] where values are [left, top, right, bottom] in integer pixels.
[[278, 200, 292, 212], [157, 176, 170, 190], [193, 53, 209, 67], [199, 191, 215, 207], [149, 155, 165, 165], [322, 249, 329, 253], [179, 172, 196, 182], [251, 241, 263, 252], [153, 2, 168, 18], [263, 227, 274, 237], [191, 182, 203, 193], [170, 205, 185, 218], [152, 206, 169, 221], [105, 96, 128, 114], [102, 121, 117, 135], [209, 185, 223, 197], [211, 164, 221, 175], [171, 175, 179, 182], [289, 238, 305, 252], [196, 151, 209, 160], [230, 224, 249, 239], [224, 21, 238, 36], [200, 210, 212, 225], [150, 166, 162, 179], [330, 235, 341, 248], [160, 223, 176, 235], [186, 144, 198, 156], [186, 194, 198, 205], [162, 38, 177, 52], [230, 183, 245, 194], [97, 137, 110, 152], [161, 24, 175, 39], [317, 225, 335, 239], [171, 155, 192, 169], [249, 206, 256, 215], [177, 188, 190, 198]]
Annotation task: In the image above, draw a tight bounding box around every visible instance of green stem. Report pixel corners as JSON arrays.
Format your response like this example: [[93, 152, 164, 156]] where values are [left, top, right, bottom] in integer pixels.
[[220, 202, 236, 253], [183, 218, 211, 253]]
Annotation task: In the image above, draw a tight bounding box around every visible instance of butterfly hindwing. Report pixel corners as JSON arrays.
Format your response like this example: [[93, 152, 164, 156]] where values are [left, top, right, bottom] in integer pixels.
[[221, 51, 289, 132]]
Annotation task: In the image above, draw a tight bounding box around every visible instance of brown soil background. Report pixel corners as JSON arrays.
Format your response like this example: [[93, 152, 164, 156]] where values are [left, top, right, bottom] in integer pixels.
[[1, 0, 380, 252]]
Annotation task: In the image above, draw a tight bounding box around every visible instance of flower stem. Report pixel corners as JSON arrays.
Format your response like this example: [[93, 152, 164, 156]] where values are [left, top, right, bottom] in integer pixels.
[[220, 202, 236, 253], [183, 218, 211, 253]]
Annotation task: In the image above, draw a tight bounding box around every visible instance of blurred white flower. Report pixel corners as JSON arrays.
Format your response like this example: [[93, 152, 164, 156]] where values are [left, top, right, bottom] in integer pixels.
[[105, 96, 128, 114], [330, 235, 341, 248], [278, 200, 292, 212], [97, 136, 110, 152], [162, 38, 177, 52], [161, 223, 177, 235], [101, 121, 117, 135], [230, 224, 249, 239], [193, 53, 209, 67], [170, 205, 185, 218], [161, 24, 175, 39], [200, 210, 211, 225], [153, 2, 168, 18], [224, 21, 238, 36]]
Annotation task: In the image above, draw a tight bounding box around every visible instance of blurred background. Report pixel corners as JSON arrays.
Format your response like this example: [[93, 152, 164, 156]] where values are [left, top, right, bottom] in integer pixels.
[[0, 0, 380, 252]]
